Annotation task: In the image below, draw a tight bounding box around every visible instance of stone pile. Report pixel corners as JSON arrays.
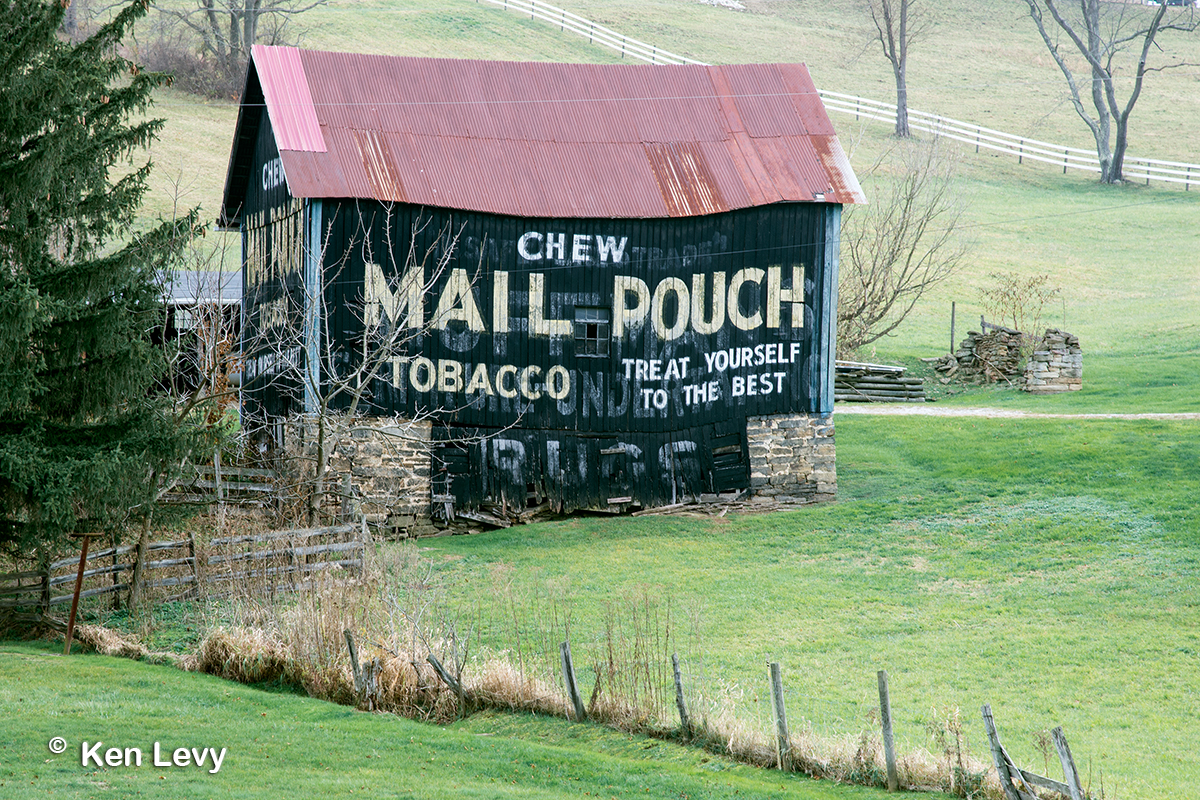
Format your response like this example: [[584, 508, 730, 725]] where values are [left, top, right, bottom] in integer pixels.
[[934, 326, 1024, 383], [1023, 329, 1082, 393]]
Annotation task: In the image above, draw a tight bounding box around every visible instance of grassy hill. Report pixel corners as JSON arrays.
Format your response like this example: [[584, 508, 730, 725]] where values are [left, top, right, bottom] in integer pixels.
[[0, 641, 892, 799]]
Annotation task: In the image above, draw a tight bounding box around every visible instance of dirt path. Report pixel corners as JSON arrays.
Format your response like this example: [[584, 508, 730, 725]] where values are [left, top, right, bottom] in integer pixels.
[[834, 405, 1200, 420]]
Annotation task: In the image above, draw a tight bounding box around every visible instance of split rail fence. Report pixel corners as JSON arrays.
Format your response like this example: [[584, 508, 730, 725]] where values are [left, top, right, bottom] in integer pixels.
[[0, 524, 364, 625], [478, 0, 1200, 190]]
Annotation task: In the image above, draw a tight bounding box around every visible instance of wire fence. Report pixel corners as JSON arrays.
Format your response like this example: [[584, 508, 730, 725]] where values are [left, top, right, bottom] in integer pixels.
[[478, 0, 1200, 190]]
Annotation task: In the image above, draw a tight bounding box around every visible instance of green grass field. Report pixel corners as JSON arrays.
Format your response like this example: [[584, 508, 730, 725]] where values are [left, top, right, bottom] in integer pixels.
[[408, 414, 1199, 799], [0, 641, 891, 800]]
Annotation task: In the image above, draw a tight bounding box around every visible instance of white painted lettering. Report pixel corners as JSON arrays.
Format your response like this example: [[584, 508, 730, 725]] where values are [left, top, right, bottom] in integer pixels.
[[613, 276, 650, 337], [519, 365, 543, 400], [690, 272, 726, 334], [433, 268, 486, 331], [596, 235, 628, 263], [546, 232, 565, 261], [492, 271, 509, 333], [651, 277, 689, 340], [546, 365, 570, 400], [572, 234, 591, 263], [466, 363, 494, 395], [727, 268, 765, 330], [528, 273, 571, 336], [437, 359, 463, 392], [517, 231, 544, 260], [496, 365, 518, 398], [767, 264, 805, 329], [409, 357, 435, 392]]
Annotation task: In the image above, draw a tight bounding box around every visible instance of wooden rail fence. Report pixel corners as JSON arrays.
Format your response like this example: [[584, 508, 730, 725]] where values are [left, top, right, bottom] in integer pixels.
[[0, 524, 363, 621], [479, 0, 1200, 191]]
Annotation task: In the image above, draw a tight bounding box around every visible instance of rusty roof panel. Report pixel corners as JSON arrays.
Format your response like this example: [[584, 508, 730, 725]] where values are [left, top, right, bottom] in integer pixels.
[[353, 129, 407, 204], [722, 63, 808, 139], [810, 135, 867, 204], [231, 46, 862, 220], [252, 45, 325, 153], [645, 142, 726, 217]]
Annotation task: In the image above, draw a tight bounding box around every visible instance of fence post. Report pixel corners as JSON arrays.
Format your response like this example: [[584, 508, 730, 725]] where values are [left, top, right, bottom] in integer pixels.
[[1051, 727, 1084, 800], [560, 640, 586, 721], [63, 533, 97, 655], [1063, 149, 1068, 174], [981, 704, 1022, 800], [768, 662, 790, 771], [950, 301, 956, 354], [877, 670, 899, 791], [672, 653, 691, 739]]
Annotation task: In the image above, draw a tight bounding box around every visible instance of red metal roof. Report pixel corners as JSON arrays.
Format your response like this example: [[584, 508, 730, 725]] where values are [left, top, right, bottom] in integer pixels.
[[228, 45, 864, 222]]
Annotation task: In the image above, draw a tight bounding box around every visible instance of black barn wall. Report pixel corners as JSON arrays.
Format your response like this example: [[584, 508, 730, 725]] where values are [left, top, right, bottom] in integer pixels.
[[247, 199, 838, 511]]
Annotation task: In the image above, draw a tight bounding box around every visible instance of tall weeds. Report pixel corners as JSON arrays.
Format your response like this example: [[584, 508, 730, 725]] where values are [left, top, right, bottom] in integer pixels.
[[179, 542, 1011, 797]]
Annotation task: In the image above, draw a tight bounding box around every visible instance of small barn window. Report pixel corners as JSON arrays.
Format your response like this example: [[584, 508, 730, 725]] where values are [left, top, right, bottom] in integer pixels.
[[574, 307, 610, 357]]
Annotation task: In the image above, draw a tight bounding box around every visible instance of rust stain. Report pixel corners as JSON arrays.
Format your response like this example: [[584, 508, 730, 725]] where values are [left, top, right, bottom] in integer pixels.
[[353, 129, 406, 203], [645, 142, 726, 217]]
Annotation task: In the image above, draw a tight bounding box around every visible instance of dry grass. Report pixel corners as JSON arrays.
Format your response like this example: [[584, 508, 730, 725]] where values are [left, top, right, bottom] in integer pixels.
[[95, 541, 1016, 798]]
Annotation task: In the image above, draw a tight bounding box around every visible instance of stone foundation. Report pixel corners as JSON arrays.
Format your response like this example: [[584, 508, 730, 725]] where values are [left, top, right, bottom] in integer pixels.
[[1024, 329, 1082, 393], [746, 413, 836, 504], [284, 415, 434, 534], [285, 411, 836, 526]]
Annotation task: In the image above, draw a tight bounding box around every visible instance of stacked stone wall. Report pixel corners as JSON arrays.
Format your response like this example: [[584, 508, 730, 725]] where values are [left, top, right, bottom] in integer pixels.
[[746, 413, 836, 505], [284, 416, 434, 534], [1024, 329, 1082, 393]]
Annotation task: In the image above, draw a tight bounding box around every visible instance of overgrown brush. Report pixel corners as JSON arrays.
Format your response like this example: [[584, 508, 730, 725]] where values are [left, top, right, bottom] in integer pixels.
[[104, 541, 1017, 797]]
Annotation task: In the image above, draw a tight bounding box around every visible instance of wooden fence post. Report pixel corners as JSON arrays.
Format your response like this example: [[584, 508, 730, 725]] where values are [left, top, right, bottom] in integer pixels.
[[63, 533, 97, 655], [877, 670, 899, 791], [769, 662, 790, 771], [950, 301, 956, 354], [672, 653, 691, 739], [982, 704, 1023, 800], [1051, 726, 1084, 800], [560, 641, 586, 721], [127, 518, 151, 613]]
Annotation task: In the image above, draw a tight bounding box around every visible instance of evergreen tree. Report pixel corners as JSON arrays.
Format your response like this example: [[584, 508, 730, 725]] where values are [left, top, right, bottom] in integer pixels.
[[0, 0, 200, 559]]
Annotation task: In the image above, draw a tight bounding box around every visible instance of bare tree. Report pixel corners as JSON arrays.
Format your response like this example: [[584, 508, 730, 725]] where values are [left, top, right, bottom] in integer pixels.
[[864, 0, 932, 138], [1021, 0, 1198, 184], [838, 135, 969, 359], [157, 0, 326, 90]]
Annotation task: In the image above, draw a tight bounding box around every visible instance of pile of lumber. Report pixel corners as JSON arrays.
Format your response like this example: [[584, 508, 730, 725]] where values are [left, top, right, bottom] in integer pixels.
[[834, 361, 926, 403]]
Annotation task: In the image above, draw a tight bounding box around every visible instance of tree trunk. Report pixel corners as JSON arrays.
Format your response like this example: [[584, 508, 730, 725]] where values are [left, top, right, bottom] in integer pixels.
[[893, 62, 910, 138]]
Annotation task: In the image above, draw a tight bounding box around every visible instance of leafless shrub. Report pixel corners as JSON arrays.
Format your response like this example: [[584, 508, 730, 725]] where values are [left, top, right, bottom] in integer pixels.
[[838, 134, 971, 358], [979, 271, 1062, 353]]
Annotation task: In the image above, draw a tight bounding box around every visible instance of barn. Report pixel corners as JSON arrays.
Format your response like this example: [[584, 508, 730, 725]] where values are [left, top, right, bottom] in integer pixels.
[[219, 45, 864, 525]]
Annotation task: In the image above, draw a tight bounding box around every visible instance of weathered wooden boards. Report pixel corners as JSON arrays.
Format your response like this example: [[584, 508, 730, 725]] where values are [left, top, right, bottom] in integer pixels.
[[834, 360, 926, 403], [0, 524, 363, 615]]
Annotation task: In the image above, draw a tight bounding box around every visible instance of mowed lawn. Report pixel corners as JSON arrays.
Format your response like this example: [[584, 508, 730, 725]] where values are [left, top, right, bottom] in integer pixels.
[[0, 642, 893, 800], [412, 414, 1200, 799]]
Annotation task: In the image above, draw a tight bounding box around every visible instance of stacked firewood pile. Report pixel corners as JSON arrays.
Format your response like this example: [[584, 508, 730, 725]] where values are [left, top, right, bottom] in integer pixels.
[[1024, 329, 1082, 393], [930, 327, 1024, 384], [834, 361, 926, 402]]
